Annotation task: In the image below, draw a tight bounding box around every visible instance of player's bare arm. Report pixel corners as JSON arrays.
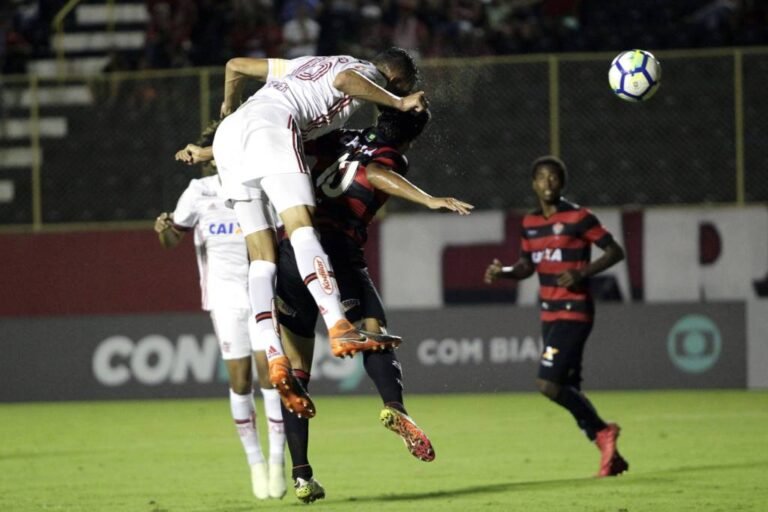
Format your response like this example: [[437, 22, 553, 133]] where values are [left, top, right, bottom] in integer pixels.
[[557, 240, 625, 287], [221, 57, 270, 117], [175, 144, 213, 165], [333, 70, 429, 112], [484, 257, 535, 284], [154, 212, 183, 249], [366, 163, 473, 214]]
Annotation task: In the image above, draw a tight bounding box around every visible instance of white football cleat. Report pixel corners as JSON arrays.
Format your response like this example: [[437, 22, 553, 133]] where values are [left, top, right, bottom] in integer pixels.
[[250, 462, 269, 500], [268, 462, 287, 499]]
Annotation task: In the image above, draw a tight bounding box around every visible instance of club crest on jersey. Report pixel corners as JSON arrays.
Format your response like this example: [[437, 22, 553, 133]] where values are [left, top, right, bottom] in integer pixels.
[[541, 345, 559, 367], [552, 222, 565, 235], [313, 257, 334, 295]]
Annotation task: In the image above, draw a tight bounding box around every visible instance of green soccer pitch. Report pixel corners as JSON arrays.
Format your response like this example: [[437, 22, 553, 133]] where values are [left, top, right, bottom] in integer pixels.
[[1, 390, 766, 511]]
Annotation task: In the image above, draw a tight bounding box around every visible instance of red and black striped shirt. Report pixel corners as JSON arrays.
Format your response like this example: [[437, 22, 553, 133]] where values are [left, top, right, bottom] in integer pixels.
[[306, 129, 407, 247], [521, 199, 613, 323]]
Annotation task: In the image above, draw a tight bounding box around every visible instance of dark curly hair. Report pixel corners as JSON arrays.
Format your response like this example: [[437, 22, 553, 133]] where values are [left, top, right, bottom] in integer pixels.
[[197, 119, 220, 147], [197, 120, 220, 176], [368, 107, 431, 148]]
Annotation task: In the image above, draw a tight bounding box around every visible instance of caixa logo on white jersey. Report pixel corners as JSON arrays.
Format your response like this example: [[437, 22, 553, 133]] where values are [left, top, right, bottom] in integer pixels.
[[92, 334, 222, 386], [207, 222, 241, 235]]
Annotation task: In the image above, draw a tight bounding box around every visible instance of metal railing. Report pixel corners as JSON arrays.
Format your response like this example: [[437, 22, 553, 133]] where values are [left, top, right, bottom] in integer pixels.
[[51, 0, 117, 77], [2, 47, 768, 232]]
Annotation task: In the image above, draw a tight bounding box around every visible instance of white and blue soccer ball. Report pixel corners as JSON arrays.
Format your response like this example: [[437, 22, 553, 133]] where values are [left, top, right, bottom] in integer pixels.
[[608, 49, 661, 102]]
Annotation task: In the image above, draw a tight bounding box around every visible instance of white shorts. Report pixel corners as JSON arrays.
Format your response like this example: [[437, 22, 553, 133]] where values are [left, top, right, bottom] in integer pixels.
[[213, 102, 316, 219], [210, 309, 267, 360], [232, 197, 277, 236]]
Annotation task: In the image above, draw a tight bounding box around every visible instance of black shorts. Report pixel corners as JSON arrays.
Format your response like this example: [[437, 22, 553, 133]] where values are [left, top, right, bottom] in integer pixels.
[[537, 320, 593, 388], [276, 237, 387, 338]]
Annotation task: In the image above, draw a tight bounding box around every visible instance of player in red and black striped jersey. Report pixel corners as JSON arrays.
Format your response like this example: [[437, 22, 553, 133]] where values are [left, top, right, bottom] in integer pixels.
[[275, 108, 472, 498], [484, 155, 629, 478]]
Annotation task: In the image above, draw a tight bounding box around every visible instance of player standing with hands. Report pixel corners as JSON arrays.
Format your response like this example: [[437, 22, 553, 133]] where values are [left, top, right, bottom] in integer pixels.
[[484, 156, 629, 478], [156, 124, 287, 499]]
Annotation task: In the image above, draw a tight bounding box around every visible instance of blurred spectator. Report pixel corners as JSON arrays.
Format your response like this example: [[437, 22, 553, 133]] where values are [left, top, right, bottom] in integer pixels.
[[5, 0, 768, 77], [315, 0, 361, 55], [2, 21, 32, 75], [352, 1, 390, 58], [389, 0, 430, 59], [188, 0, 231, 65], [279, 0, 321, 24], [229, 1, 282, 57], [686, 0, 738, 32], [145, 0, 197, 68], [282, 1, 321, 57]]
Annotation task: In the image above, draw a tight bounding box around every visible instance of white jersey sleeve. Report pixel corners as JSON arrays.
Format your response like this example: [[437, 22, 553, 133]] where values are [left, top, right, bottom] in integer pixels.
[[252, 55, 387, 140], [172, 178, 206, 229]]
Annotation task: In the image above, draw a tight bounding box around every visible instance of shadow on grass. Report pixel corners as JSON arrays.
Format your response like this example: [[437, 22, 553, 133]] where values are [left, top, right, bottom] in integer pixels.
[[345, 459, 768, 503]]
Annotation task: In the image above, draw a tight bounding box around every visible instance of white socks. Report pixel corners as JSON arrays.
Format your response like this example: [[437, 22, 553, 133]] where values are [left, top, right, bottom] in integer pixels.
[[247, 260, 284, 358], [289, 227, 345, 328], [230, 389, 265, 466], [261, 387, 286, 465], [230, 388, 287, 468]]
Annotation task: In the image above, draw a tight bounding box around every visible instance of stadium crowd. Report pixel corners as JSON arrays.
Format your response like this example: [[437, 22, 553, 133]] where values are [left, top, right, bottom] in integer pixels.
[[2, 0, 768, 74]]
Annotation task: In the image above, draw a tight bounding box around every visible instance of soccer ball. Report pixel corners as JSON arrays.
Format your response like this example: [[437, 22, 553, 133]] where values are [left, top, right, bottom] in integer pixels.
[[608, 49, 661, 102]]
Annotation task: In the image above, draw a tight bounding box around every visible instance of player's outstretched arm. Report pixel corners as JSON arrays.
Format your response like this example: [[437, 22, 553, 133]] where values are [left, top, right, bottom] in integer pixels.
[[484, 258, 535, 284], [175, 144, 213, 165], [154, 212, 184, 249], [221, 57, 269, 117], [333, 70, 429, 112], [366, 163, 473, 214]]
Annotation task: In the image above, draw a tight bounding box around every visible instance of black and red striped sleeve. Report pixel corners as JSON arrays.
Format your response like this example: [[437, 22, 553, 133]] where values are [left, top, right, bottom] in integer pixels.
[[579, 209, 614, 248]]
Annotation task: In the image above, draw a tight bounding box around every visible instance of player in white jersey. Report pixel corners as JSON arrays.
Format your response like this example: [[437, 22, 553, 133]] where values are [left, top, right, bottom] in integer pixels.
[[212, 47, 428, 419], [155, 147, 287, 500]]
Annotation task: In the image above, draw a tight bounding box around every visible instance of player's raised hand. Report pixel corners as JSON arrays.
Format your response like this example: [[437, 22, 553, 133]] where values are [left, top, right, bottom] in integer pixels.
[[428, 197, 474, 215], [399, 91, 429, 112], [484, 258, 503, 284], [175, 144, 212, 165], [154, 212, 173, 234]]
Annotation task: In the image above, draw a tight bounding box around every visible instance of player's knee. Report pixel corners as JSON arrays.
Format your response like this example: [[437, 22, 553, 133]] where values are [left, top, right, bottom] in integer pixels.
[[536, 378, 560, 400], [229, 375, 252, 395], [245, 230, 277, 262], [227, 361, 253, 394], [254, 372, 271, 389], [281, 205, 314, 236]]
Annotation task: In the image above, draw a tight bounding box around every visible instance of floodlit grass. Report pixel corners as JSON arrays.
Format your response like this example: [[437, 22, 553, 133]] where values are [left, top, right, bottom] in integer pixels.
[[1, 390, 766, 511]]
